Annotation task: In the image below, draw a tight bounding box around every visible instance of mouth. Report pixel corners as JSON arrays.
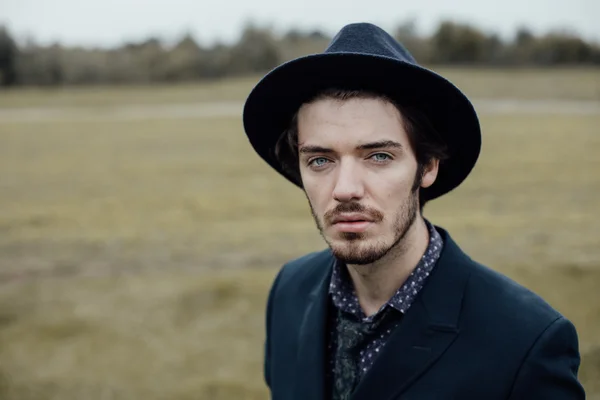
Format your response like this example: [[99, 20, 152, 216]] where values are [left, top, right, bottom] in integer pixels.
[[331, 214, 374, 233]]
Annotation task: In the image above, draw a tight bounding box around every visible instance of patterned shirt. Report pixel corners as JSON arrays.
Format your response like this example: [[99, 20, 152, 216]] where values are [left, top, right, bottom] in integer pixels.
[[327, 220, 444, 380]]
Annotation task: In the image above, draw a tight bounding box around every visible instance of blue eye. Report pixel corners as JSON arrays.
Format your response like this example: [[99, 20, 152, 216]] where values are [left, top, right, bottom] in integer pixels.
[[310, 157, 330, 167], [371, 153, 391, 162]]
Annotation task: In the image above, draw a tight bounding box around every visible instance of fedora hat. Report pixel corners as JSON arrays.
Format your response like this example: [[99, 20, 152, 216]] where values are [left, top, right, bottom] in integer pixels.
[[242, 22, 481, 201]]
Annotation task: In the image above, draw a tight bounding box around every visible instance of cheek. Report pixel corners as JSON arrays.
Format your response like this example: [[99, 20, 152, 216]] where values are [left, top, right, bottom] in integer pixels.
[[303, 182, 329, 214], [368, 165, 415, 200]]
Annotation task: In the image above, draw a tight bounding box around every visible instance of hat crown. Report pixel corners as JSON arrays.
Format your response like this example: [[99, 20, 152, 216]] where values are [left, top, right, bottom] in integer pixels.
[[242, 22, 481, 202], [325, 22, 416, 64]]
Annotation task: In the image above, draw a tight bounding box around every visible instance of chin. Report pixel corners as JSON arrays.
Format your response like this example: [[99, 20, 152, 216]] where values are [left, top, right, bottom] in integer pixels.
[[327, 236, 392, 265]]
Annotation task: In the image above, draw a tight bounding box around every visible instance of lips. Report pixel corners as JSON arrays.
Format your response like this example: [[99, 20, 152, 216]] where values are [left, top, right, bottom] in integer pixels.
[[331, 213, 374, 233], [331, 213, 372, 224]]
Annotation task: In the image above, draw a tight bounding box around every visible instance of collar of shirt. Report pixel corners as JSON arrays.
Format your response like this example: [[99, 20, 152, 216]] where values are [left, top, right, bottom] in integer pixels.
[[328, 219, 444, 322]]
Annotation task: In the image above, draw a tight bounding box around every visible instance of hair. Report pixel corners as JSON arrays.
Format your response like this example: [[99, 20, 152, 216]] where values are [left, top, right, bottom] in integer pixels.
[[274, 89, 450, 210]]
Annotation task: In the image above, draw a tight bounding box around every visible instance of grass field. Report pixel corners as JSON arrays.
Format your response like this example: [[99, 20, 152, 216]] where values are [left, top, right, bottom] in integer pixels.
[[1, 68, 599, 399], [0, 67, 598, 110]]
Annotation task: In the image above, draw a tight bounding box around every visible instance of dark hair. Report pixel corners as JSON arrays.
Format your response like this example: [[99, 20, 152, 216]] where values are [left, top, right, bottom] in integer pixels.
[[274, 89, 450, 209]]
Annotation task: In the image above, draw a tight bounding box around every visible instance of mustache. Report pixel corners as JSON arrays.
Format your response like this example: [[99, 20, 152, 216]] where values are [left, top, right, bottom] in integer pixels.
[[323, 202, 384, 225]]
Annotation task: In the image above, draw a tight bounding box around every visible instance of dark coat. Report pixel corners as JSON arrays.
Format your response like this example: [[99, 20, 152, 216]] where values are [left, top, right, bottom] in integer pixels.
[[264, 226, 585, 399]]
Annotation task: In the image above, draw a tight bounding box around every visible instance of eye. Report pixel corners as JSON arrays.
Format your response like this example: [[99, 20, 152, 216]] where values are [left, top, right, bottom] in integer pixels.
[[370, 153, 392, 162], [309, 157, 330, 167]]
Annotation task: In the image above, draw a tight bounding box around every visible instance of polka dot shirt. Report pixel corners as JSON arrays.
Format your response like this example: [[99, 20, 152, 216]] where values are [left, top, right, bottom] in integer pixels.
[[327, 220, 444, 380]]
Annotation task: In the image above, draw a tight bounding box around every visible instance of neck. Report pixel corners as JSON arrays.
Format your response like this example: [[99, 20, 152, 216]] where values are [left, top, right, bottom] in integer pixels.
[[346, 216, 430, 317]]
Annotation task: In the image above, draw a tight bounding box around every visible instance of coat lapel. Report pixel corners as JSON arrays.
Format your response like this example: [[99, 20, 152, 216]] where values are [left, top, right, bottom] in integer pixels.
[[293, 254, 335, 400], [351, 228, 472, 400]]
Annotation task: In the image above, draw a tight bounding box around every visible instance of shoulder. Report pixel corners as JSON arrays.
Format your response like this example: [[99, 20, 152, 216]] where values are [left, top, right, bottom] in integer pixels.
[[268, 248, 334, 301], [465, 262, 584, 396], [434, 228, 583, 395], [460, 257, 579, 360], [467, 260, 562, 326], [280, 248, 334, 281], [434, 226, 564, 329], [449, 246, 582, 379]]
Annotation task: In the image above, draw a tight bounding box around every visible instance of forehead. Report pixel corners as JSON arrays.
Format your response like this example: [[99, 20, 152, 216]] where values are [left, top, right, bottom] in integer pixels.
[[296, 96, 409, 146]]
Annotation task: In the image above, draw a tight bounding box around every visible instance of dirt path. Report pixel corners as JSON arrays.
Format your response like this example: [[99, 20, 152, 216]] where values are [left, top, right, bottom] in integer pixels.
[[0, 99, 599, 123]]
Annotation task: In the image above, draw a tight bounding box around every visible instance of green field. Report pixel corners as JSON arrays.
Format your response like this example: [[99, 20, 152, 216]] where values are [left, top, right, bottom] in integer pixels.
[[1, 68, 599, 399]]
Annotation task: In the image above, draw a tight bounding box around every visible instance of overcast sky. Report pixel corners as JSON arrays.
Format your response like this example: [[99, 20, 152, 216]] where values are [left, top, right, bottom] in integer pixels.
[[2, 0, 599, 47]]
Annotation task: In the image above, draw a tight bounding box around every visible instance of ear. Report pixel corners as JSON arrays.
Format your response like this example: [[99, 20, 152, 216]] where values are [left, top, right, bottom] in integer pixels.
[[420, 158, 440, 189]]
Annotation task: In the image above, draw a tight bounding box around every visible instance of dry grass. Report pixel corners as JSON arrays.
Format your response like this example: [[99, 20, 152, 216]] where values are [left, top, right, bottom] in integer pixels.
[[0, 270, 274, 400], [0, 69, 599, 398], [0, 67, 598, 110]]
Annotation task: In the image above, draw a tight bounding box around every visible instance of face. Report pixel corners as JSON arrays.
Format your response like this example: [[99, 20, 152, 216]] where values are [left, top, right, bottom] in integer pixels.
[[297, 96, 438, 265]]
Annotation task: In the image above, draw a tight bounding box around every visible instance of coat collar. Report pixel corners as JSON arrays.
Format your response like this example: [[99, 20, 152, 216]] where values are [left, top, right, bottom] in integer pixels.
[[293, 254, 334, 400], [293, 226, 472, 400], [329, 219, 444, 319]]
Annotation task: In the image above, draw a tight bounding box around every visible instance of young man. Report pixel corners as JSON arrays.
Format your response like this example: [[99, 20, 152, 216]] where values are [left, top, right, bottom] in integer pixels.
[[242, 23, 585, 400]]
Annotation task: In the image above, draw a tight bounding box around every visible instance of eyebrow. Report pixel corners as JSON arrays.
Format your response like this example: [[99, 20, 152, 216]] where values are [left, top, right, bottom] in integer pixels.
[[299, 145, 334, 155], [357, 140, 403, 151], [298, 140, 403, 155]]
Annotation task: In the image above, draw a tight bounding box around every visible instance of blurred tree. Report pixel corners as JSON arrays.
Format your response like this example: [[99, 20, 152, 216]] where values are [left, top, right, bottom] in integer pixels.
[[432, 21, 491, 64], [483, 34, 504, 65], [228, 23, 280, 74], [4, 21, 599, 86], [162, 33, 203, 81], [60, 47, 109, 85], [196, 42, 231, 79], [0, 26, 18, 86], [307, 30, 329, 41], [284, 29, 303, 43], [107, 37, 167, 83], [136, 38, 166, 81], [16, 42, 64, 86], [506, 27, 537, 65], [515, 27, 535, 47], [394, 18, 432, 63], [279, 28, 330, 61], [533, 31, 596, 64]]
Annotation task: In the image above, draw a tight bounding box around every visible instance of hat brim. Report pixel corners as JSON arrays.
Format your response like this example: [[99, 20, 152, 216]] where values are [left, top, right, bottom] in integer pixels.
[[242, 52, 481, 201]]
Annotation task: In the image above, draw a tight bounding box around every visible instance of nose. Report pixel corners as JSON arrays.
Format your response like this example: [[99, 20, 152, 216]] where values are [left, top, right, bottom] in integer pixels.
[[332, 159, 364, 202]]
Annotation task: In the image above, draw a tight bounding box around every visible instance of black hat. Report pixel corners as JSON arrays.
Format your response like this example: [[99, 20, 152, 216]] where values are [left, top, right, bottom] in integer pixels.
[[242, 22, 481, 201]]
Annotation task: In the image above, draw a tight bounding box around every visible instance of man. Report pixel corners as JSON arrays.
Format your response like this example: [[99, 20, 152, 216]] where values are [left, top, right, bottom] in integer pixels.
[[242, 23, 585, 400]]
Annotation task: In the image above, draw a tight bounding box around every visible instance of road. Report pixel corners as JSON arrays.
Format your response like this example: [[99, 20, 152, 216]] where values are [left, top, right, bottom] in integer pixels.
[[0, 99, 599, 123]]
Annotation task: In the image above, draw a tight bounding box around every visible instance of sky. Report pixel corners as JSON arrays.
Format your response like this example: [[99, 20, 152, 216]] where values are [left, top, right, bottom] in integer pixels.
[[2, 0, 599, 47]]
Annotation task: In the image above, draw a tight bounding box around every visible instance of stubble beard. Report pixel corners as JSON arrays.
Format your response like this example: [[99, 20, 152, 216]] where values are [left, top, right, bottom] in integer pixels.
[[308, 189, 419, 266]]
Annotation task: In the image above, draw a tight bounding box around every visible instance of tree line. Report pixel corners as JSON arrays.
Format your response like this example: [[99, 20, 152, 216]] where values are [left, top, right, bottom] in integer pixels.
[[0, 20, 598, 87]]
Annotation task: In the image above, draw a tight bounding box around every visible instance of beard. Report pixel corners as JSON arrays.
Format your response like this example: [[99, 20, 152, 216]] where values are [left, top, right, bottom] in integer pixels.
[[308, 187, 419, 265]]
